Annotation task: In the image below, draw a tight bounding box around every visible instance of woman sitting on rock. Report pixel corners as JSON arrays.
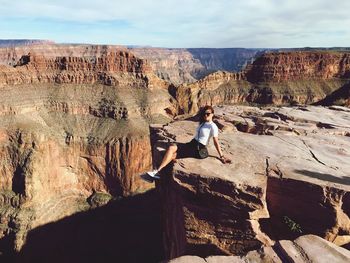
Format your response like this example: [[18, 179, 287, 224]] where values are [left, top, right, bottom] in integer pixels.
[[147, 105, 231, 179]]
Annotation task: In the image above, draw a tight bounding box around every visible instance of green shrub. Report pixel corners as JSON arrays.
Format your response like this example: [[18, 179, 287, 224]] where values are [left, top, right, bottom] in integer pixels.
[[283, 216, 303, 234]]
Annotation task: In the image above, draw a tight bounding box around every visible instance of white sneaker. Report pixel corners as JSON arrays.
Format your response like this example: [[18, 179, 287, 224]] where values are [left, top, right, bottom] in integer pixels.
[[147, 169, 160, 179]]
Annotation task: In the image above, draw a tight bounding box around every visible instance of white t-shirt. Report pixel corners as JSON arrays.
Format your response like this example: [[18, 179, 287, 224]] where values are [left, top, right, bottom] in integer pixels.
[[194, 121, 219, 146]]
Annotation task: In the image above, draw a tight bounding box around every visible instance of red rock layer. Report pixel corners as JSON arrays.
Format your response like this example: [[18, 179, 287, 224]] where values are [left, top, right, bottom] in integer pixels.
[[0, 44, 127, 66], [0, 51, 151, 86], [245, 51, 350, 83]]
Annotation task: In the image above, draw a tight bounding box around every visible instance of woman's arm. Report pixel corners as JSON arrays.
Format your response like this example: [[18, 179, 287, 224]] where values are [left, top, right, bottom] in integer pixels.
[[213, 137, 224, 158], [213, 137, 231, 164]]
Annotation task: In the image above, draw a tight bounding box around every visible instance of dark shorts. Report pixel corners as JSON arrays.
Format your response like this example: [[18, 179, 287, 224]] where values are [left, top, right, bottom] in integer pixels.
[[171, 139, 201, 159]]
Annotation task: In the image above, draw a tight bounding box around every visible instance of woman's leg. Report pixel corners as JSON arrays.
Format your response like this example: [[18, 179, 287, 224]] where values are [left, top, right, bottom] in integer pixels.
[[157, 145, 178, 171]]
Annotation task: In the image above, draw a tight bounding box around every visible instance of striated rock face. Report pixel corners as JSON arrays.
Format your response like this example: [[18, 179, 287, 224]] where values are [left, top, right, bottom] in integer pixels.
[[187, 48, 261, 73], [151, 105, 350, 260], [174, 52, 350, 114], [0, 48, 174, 257], [0, 45, 261, 85], [131, 48, 261, 85], [0, 52, 151, 86], [0, 44, 128, 67], [131, 48, 204, 85], [167, 235, 350, 263], [174, 71, 251, 114], [245, 51, 350, 82]]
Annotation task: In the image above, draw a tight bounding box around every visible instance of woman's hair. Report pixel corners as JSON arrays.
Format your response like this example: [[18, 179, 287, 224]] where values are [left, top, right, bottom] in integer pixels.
[[199, 105, 214, 124]]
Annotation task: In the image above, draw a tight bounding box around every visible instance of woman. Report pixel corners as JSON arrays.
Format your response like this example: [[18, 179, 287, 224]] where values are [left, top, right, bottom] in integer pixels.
[[147, 105, 231, 179]]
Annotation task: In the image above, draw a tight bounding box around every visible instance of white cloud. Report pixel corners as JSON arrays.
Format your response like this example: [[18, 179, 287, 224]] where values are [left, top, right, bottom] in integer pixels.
[[0, 0, 349, 47]]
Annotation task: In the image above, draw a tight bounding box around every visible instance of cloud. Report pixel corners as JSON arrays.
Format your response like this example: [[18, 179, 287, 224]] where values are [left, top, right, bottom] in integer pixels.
[[0, 0, 349, 47]]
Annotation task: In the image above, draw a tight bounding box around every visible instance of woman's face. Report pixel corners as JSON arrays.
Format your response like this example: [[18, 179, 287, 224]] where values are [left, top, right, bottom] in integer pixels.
[[204, 110, 213, 122]]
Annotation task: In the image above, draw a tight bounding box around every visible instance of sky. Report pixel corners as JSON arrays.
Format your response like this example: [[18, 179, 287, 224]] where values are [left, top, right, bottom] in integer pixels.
[[0, 0, 349, 48]]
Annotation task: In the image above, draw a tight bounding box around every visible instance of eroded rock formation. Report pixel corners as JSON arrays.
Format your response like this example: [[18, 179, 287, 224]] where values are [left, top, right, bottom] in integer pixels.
[[0, 48, 174, 256], [132, 48, 261, 85], [151, 105, 350, 259], [174, 52, 350, 114], [0, 44, 261, 85], [0, 44, 128, 67], [0, 51, 151, 86], [245, 51, 350, 82]]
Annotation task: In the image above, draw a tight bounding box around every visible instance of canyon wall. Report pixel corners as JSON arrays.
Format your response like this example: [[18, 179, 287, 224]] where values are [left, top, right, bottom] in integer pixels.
[[0, 44, 128, 67], [0, 52, 151, 86], [0, 49, 174, 257], [0, 45, 261, 85], [174, 51, 350, 114], [131, 48, 261, 85], [245, 51, 350, 82]]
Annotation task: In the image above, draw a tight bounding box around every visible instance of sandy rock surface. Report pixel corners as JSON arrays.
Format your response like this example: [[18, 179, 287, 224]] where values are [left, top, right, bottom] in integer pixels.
[[166, 235, 350, 263]]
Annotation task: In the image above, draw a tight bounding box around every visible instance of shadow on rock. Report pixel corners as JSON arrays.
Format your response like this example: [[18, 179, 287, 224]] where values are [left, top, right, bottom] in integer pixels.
[[295, 169, 350, 185], [16, 189, 164, 263]]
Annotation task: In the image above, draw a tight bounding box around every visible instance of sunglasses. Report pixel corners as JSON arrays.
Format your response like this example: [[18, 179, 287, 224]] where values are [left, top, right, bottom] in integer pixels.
[[204, 112, 212, 116]]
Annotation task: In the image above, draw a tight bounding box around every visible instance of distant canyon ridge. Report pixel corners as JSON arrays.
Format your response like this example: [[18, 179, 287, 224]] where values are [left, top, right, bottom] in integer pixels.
[[1, 39, 349, 87], [0, 39, 263, 85]]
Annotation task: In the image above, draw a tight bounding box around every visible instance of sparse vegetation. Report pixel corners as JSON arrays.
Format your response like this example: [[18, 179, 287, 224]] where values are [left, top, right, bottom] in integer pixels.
[[283, 216, 303, 234]]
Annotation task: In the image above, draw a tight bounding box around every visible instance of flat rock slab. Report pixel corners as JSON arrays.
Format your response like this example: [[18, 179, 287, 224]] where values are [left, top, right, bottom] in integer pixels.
[[166, 235, 350, 263]]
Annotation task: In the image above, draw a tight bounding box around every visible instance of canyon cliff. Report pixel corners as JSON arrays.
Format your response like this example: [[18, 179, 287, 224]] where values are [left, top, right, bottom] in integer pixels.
[[132, 48, 261, 85], [0, 44, 261, 85], [0, 48, 174, 259], [174, 51, 350, 114]]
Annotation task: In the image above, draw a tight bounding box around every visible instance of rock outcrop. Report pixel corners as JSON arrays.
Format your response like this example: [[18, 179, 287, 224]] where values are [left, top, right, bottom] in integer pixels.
[[0, 48, 174, 256], [174, 51, 350, 114], [151, 105, 350, 260], [166, 235, 350, 263]]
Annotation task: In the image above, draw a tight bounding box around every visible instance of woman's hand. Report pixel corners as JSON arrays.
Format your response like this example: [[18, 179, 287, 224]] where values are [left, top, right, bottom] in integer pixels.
[[220, 155, 232, 164]]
